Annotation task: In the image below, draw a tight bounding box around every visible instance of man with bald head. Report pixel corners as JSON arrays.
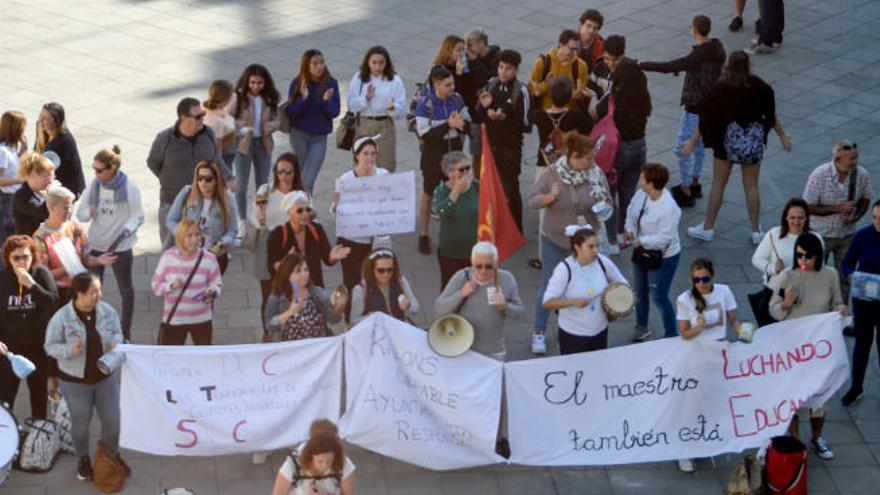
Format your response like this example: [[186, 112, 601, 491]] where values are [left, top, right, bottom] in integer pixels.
[[803, 140, 874, 328]]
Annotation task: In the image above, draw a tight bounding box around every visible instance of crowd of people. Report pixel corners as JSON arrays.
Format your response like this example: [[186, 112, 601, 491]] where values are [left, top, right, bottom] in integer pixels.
[[0, 2, 878, 491]]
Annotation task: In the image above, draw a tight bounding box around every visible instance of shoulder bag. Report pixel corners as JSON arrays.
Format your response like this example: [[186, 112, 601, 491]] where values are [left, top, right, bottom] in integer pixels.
[[630, 196, 665, 270]]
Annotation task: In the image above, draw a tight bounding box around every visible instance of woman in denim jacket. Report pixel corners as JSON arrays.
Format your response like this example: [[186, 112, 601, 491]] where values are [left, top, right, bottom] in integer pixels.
[[166, 160, 238, 273], [44, 271, 129, 482]]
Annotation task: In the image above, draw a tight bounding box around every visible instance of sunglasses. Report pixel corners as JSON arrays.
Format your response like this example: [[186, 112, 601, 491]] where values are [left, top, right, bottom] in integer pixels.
[[93, 166, 109, 174], [474, 263, 494, 271], [295, 207, 313, 214], [276, 169, 295, 176], [190, 113, 206, 121], [456, 165, 471, 173], [691, 276, 712, 284], [374, 267, 394, 274], [11, 254, 31, 262], [795, 252, 815, 259], [197, 175, 215, 183], [840, 142, 857, 151]]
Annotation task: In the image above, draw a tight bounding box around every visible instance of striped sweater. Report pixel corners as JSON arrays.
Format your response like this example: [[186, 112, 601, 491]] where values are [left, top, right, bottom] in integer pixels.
[[151, 248, 223, 325]]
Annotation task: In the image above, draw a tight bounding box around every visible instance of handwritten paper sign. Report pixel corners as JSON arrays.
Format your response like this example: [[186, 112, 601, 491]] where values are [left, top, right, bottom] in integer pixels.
[[335, 171, 416, 239], [119, 338, 342, 456], [505, 312, 848, 466], [340, 313, 504, 470]]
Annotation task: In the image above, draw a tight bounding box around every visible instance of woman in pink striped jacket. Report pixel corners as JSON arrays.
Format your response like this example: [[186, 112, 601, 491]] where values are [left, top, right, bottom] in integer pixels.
[[151, 218, 223, 345]]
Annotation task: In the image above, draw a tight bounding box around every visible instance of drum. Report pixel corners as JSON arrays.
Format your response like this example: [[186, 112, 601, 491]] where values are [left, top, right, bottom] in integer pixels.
[[0, 402, 20, 485], [601, 283, 635, 321]]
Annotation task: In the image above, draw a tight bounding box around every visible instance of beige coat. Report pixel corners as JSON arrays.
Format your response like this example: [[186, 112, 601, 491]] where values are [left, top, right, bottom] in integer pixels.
[[226, 92, 282, 154]]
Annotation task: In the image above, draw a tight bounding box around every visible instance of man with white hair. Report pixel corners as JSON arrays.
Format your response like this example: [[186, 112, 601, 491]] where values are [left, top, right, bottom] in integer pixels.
[[434, 241, 523, 361]]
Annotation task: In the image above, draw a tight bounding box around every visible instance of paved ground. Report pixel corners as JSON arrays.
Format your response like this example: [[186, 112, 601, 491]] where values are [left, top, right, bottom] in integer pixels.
[[2, 0, 880, 493]]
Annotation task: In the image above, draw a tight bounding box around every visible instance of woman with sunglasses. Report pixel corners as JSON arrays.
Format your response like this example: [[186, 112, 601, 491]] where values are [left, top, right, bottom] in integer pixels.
[[433, 150, 480, 289], [331, 136, 390, 315], [266, 191, 349, 289], [264, 252, 346, 342], [250, 152, 305, 336], [676, 258, 738, 341], [165, 160, 238, 274], [75, 146, 144, 342], [542, 226, 627, 354], [0, 235, 59, 421], [350, 248, 419, 325], [769, 231, 848, 461]]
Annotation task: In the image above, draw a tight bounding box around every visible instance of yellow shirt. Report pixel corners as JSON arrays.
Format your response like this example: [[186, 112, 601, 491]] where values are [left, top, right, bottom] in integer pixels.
[[529, 48, 589, 109]]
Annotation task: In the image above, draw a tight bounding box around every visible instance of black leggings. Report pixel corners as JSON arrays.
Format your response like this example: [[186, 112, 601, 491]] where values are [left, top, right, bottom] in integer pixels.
[[558, 327, 608, 355], [0, 340, 49, 418]]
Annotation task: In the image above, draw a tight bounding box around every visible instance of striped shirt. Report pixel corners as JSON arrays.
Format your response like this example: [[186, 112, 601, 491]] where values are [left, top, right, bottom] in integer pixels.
[[151, 248, 223, 325]]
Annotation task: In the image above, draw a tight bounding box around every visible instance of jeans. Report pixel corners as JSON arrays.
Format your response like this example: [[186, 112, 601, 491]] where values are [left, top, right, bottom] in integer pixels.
[[633, 253, 680, 337], [758, 0, 785, 45], [158, 201, 172, 248], [850, 299, 880, 391], [90, 249, 134, 342], [289, 128, 328, 193], [824, 235, 853, 304], [233, 140, 272, 220], [533, 235, 570, 332], [674, 111, 705, 186], [59, 373, 120, 458], [608, 138, 646, 243]]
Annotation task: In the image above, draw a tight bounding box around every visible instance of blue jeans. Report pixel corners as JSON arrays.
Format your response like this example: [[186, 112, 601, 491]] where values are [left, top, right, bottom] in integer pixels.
[[608, 138, 646, 243], [674, 111, 705, 186], [59, 373, 120, 458], [632, 253, 680, 337], [533, 235, 570, 332], [289, 128, 327, 193], [90, 249, 134, 342], [233, 140, 272, 219]]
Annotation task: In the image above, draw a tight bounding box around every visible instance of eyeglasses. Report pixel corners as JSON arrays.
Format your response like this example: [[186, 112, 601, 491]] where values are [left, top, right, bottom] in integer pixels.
[[93, 166, 108, 174], [190, 112, 206, 121], [295, 207, 313, 214], [691, 276, 712, 284], [276, 169, 295, 176], [374, 267, 394, 274], [197, 175, 215, 183], [795, 252, 815, 260], [473, 263, 494, 271], [11, 254, 31, 262], [456, 165, 471, 173]]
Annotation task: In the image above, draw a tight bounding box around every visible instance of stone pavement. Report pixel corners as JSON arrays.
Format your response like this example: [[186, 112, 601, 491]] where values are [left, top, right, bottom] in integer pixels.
[[2, 0, 880, 493]]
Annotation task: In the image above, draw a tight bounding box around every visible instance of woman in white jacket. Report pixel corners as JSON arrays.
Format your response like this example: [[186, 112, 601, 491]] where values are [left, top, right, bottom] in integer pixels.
[[75, 145, 144, 342]]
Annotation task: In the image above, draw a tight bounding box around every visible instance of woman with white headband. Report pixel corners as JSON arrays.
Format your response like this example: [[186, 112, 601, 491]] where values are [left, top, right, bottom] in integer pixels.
[[542, 225, 628, 354], [331, 135, 389, 320], [349, 248, 419, 324]]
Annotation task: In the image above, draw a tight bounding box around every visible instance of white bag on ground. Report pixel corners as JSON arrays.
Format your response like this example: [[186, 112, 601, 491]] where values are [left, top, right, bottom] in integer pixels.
[[19, 419, 61, 472]]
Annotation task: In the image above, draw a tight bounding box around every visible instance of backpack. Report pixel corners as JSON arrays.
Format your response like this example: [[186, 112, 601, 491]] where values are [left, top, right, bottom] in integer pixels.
[[286, 452, 342, 494], [726, 454, 763, 495], [18, 419, 61, 472], [537, 54, 582, 94], [589, 96, 621, 184], [540, 110, 570, 166], [406, 78, 432, 134], [554, 256, 608, 314]]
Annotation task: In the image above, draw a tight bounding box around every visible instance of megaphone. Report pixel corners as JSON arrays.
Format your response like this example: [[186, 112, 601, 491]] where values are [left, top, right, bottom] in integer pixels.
[[428, 314, 474, 357]]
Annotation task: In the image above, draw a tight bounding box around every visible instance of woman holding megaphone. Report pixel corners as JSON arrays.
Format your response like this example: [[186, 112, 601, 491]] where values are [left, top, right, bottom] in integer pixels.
[[0, 235, 59, 420]]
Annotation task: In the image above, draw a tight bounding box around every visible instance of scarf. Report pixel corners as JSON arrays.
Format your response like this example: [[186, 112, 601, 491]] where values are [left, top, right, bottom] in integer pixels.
[[88, 171, 128, 208], [553, 156, 591, 186], [362, 279, 405, 321]]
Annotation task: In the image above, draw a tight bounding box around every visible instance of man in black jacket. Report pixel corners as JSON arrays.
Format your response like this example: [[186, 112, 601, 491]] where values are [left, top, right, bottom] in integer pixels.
[[472, 49, 531, 232], [640, 16, 726, 207], [595, 35, 651, 251]]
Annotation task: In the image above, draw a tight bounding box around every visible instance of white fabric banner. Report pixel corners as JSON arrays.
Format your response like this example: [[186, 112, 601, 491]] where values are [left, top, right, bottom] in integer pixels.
[[119, 337, 343, 456], [335, 171, 416, 239], [340, 314, 504, 470], [506, 312, 849, 466]]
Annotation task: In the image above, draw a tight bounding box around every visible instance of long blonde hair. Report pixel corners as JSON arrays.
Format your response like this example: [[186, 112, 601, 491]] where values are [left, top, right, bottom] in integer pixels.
[[185, 161, 231, 228], [34, 102, 69, 153]]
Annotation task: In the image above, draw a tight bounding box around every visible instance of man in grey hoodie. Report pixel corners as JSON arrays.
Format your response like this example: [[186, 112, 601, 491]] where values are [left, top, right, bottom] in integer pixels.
[[146, 97, 232, 246], [639, 15, 726, 208]]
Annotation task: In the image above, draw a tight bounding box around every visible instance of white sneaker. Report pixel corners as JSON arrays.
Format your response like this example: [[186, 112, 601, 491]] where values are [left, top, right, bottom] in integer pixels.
[[687, 224, 714, 242], [236, 219, 248, 240], [251, 452, 268, 464], [605, 243, 620, 256], [677, 458, 695, 473], [531, 332, 547, 354], [751, 230, 764, 246], [632, 326, 652, 342], [811, 436, 834, 460]]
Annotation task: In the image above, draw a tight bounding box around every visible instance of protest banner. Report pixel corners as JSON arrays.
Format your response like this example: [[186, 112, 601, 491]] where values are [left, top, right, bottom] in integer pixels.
[[335, 171, 416, 239], [505, 312, 849, 466], [340, 313, 504, 470], [119, 337, 343, 456]]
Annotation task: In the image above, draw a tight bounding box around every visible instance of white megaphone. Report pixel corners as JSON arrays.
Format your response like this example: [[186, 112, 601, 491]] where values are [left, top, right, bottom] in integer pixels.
[[428, 314, 474, 357]]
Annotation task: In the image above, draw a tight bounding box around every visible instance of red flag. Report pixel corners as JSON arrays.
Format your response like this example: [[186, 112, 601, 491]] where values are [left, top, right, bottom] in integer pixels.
[[477, 125, 526, 261]]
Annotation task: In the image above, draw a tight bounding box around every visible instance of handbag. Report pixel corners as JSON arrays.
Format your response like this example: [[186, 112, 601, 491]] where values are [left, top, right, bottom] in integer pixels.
[[589, 95, 621, 184], [93, 439, 126, 493], [157, 251, 204, 344], [335, 111, 359, 150], [630, 196, 664, 270], [18, 419, 60, 472], [725, 454, 763, 495], [748, 286, 777, 327]]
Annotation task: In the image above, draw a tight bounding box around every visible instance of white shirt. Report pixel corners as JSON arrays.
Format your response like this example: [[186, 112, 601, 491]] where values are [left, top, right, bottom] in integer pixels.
[[751, 226, 822, 288], [199, 199, 214, 246], [252, 95, 263, 137], [624, 188, 681, 257], [0, 144, 22, 194], [75, 180, 144, 252], [676, 284, 738, 340], [347, 72, 407, 119], [543, 254, 628, 336], [248, 184, 292, 231], [279, 449, 355, 495], [334, 167, 389, 244]]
